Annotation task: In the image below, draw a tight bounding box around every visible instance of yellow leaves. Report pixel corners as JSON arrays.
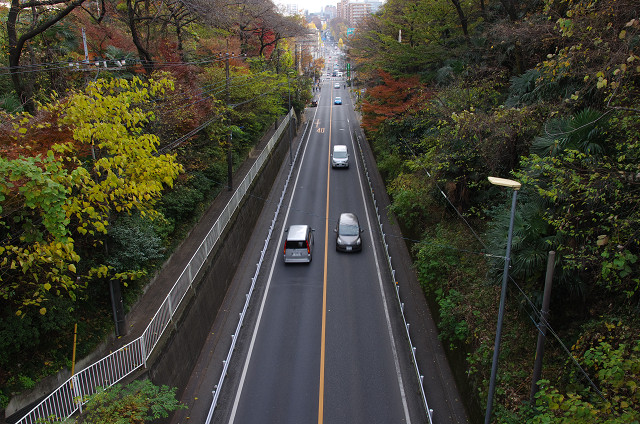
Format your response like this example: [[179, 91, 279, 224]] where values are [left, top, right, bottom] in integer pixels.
[[3, 75, 182, 315], [596, 71, 608, 88], [618, 30, 626, 40], [39, 307, 47, 315]]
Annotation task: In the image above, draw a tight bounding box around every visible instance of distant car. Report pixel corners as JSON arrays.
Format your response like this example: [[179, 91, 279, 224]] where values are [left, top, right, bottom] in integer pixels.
[[310, 100, 318, 107], [334, 97, 342, 105], [334, 82, 340, 88], [335, 213, 363, 252]]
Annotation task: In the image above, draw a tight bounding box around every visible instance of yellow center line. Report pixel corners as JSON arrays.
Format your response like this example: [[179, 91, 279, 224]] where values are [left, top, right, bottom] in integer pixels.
[[318, 87, 333, 424]]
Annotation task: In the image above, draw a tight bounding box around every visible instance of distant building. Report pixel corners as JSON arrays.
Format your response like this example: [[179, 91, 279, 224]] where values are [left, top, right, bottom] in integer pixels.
[[283, 3, 301, 16], [336, 0, 380, 26], [323, 5, 337, 19]]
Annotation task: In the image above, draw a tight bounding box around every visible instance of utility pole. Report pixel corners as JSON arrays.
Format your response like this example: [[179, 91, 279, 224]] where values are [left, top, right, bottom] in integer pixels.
[[226, 52, 232, 191], [287, 73, 293, 166], [82, 28, 89, 64], [530, 251, 555, 404]]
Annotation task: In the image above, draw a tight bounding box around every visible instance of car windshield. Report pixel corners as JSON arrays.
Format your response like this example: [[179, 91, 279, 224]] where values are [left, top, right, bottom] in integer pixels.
[[339, 223, 359, 236], [334, 151, 347, 159]]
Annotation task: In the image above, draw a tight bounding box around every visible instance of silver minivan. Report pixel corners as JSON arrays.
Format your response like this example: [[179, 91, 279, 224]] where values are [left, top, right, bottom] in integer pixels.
[[283, 225, 314, 263], [331, 145, 349, 168]]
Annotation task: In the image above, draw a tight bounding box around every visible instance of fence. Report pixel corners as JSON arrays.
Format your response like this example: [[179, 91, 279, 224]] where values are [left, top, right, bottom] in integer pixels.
[[15, 110, 293, 424]]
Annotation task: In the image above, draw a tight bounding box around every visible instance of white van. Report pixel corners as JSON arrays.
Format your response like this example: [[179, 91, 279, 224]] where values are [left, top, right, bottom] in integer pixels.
[[331, 145, 349, 168], [283, 225, 314, 263]]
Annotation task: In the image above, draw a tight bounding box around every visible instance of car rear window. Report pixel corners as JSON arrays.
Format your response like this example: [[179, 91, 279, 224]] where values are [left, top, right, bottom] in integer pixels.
[[286, 240, 306, 249], [333, 151, 347, 158]]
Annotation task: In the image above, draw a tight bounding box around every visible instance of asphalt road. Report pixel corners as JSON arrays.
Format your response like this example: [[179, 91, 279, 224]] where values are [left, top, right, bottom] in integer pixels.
[[170, 80, 429, 424], [228, 82, 425, 424]]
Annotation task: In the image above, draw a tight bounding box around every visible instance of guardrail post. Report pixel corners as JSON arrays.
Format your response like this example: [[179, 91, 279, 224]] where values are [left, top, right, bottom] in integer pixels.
[[141, 337, 148, 367], [71, 374, 83, 414]]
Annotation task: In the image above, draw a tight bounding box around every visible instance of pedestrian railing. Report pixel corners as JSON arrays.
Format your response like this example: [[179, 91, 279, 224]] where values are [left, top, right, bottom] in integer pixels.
[[15, 110, 294, 424]]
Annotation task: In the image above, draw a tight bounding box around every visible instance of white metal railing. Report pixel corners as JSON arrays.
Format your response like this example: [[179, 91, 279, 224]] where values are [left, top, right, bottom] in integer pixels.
[[15, 110, 294, 424], [352, 131, 434, 423]]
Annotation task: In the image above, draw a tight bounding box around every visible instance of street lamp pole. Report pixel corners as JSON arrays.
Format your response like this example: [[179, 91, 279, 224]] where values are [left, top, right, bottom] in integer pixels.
[[485, 176, 521, 424]]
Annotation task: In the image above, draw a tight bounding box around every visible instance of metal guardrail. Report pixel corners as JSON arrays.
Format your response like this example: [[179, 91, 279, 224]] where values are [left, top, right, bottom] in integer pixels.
[[352, 131, 434, 424], [15, 110, 294, 424]]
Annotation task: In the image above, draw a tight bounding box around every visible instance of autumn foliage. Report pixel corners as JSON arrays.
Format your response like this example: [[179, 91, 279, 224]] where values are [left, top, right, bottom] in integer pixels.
[[361, 70, 423, 134]]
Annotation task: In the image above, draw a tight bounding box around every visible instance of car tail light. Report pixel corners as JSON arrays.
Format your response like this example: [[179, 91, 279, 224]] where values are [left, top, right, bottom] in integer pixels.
[[306, 240, 310, 254]]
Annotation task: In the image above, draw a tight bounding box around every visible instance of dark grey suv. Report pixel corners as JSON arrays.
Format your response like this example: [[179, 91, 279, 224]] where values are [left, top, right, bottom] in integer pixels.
[[335, 213, 363, 252]]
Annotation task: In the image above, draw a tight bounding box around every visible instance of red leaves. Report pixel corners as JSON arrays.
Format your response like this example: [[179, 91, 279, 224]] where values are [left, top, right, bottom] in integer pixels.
[[361, 70, 428, 133]]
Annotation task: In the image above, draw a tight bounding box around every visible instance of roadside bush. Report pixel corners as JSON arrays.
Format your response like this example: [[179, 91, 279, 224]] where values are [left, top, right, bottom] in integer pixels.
[[436, 288, 469, 349], [160, 185, 205, 222], [106, 213, 167, 273], [73, 379, 186, 424]]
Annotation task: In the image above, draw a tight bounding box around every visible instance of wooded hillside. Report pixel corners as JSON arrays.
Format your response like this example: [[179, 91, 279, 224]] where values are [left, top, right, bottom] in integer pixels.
[[346, 0, 639, 422], [0, 0, 318, 413]]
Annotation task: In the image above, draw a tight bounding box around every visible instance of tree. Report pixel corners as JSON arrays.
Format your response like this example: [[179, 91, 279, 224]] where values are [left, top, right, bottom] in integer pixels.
[[360, 69, 421, 134], [449, 0, 469, 40], [6, 0, 105, 113], [0, 74, 183, 315], [124, 0, 156, 74]]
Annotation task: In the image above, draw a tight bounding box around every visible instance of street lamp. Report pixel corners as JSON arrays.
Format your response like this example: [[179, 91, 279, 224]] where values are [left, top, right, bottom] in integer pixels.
[[485, 176, 521, 424]]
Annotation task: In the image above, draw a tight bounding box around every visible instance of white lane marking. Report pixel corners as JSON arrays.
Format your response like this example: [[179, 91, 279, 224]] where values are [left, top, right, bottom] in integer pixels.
[[347, 117, 412, 423], [229, 112, 318, 424]]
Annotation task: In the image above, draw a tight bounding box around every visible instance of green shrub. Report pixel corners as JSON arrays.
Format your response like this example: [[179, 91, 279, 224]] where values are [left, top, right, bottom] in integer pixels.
[[436, 288, 469, 349], [74, 379, 186, 423], [159, 185, 204, 221], [106, 213, 166, 273]]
